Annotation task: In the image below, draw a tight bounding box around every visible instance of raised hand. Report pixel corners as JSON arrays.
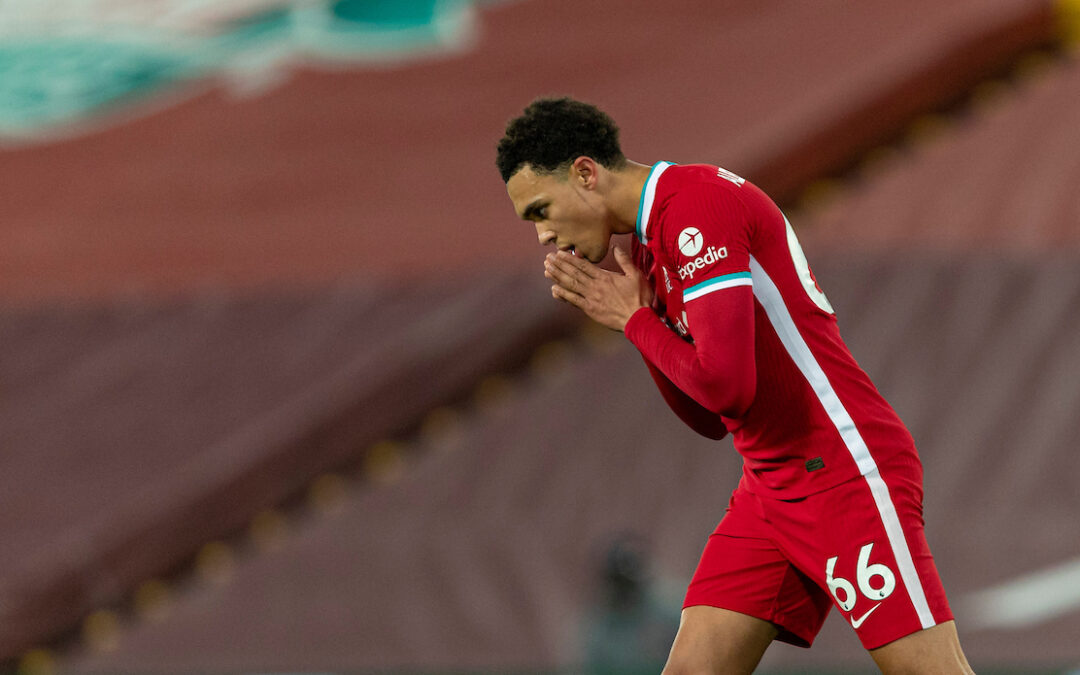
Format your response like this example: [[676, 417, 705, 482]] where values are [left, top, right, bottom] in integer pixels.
[[544, 246, 653, 331]]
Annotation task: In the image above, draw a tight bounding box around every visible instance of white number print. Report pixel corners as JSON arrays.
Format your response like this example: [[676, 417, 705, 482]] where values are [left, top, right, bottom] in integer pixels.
[[784, 215, 834, 314], [716, 166, 746, 186], [826, 542, 897, 612], [856, 542, 897, 600], [826, 555, 858, 612]]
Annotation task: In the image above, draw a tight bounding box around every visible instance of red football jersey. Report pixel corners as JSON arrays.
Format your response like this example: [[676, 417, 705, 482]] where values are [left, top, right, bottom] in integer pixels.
[[626, 163, 919, 499]]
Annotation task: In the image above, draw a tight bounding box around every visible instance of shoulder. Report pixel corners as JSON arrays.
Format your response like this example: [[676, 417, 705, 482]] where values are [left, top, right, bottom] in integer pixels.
[[657, 164, 748, 199], [653, 165, 753, 247], [655, 165, 752, 223]]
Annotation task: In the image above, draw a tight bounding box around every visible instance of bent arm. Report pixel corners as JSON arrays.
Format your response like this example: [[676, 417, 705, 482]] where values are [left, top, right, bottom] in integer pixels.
[[625, 285, 756, 419], [640, 356, 729, 440]]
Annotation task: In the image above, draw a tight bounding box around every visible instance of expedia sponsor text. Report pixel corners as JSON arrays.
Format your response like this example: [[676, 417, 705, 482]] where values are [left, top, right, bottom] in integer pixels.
[[678, 246, 728, 280]]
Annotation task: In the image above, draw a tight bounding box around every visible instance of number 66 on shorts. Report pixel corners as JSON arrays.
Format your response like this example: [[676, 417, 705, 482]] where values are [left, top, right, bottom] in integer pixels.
[[826, 542, 896, 612]]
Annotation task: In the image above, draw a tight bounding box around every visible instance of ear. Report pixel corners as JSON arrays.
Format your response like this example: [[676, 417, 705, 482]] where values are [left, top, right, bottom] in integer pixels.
[[569, 156, 599, 190]]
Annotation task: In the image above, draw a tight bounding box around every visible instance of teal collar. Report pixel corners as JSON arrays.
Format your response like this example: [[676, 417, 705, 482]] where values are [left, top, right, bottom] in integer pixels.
[[635, 161, 674, 243]]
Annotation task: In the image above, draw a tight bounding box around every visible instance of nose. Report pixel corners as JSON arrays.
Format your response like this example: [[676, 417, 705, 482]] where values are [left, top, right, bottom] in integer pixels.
[[536, 226, 556, 247]]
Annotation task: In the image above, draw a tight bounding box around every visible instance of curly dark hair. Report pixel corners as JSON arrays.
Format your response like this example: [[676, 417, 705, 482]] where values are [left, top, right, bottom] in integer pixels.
[[496, 97, 626, 183]]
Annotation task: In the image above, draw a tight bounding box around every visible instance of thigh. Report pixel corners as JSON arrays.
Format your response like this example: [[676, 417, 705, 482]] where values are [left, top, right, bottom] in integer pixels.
[[663, 606, 776, 675], [869, 620, 974, 674]]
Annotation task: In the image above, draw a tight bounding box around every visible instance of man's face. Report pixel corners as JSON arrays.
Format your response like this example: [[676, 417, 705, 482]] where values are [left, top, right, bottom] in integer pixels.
[[506, 164, 610, 263]]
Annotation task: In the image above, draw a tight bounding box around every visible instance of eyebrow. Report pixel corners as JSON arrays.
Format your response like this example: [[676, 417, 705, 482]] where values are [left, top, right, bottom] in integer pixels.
[[521, 199, 548, 221]]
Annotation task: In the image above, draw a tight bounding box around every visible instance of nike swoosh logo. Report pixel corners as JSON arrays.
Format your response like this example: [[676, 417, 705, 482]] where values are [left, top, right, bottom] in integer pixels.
[[850, 603, 882, 629]]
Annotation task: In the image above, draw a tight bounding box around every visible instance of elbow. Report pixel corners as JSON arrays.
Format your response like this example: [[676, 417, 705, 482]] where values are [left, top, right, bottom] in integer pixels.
[[724, 384, 756, 418], [700, 369, 756, 418], [698, 424, 729, 441]]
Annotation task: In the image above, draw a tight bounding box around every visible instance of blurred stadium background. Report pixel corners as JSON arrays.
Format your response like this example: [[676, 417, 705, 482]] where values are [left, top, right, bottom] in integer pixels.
[[2, 0, 1079, 673]]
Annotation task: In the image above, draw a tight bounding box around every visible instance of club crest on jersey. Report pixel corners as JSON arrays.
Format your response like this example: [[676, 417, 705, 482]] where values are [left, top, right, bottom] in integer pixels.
[[674, 310, 690, 337]]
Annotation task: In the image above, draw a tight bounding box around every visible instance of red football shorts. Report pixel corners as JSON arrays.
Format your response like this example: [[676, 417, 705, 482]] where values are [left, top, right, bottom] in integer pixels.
[[683, 453, 953, 650]]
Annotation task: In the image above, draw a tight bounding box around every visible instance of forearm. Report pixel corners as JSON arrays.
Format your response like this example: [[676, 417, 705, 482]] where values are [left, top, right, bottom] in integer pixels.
[[641, 356, 729, 440], [625, 302, 756, 418]]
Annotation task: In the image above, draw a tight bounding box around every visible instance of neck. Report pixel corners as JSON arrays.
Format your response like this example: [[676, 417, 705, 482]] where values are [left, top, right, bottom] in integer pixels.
[[608, 161, 654, 235]]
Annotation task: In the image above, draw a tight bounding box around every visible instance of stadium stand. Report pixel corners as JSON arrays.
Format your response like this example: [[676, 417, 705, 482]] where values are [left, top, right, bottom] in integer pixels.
[[57, 253, 1080, 674], [0, 0, 1060, 301], [0, 274, 578, 663], [1, 0, 1076, 672], [803, 51, 1080, 253]]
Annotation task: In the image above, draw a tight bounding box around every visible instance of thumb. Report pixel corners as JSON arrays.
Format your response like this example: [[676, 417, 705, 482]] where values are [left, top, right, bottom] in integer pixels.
[[613, 246, 636, 275]]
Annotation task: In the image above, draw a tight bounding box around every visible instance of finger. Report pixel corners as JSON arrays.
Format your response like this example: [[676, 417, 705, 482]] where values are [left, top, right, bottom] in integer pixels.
[[554, 250, 597, 278], [545, 256, 589, 290], [551, 283, 586, 309], [544, 260, 573, 288], [546, 269, 582, 297], [613, 246, 637, 276]]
